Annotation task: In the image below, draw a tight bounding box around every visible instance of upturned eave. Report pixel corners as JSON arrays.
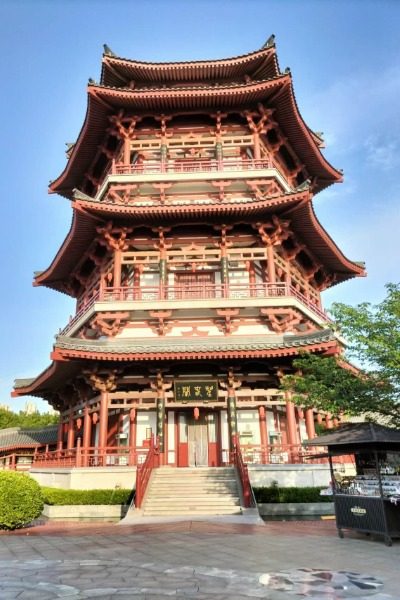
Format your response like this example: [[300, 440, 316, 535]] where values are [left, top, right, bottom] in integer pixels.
[[101, 45, 279, 87], [50, 74, 341, 198]]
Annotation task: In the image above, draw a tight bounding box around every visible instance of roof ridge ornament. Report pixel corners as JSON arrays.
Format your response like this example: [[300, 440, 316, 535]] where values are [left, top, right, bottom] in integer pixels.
[[262, 34, 275, 49], [103, 44, 116, 57]]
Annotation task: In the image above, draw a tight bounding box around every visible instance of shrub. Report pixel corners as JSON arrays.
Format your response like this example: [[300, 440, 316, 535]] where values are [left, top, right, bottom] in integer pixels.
[[41, 487, 131, 506], [0, 472, 44, 530], [253, 486, 332, 503]]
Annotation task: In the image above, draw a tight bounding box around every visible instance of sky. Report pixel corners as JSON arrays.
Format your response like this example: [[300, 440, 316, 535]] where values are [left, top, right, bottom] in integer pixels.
[[0, 0, 399, 412]]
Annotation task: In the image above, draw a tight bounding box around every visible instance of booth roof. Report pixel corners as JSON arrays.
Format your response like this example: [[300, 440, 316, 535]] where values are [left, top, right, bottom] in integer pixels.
[[305, 422, 400, 449]]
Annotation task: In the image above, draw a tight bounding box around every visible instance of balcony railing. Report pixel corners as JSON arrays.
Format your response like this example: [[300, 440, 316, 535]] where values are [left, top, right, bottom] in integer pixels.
[[112, 158, 274, 177], [27, 443, 338, 469], [100, 282, 328, 320], [60, 282, 328, 337], [32, 446, 150, 469]]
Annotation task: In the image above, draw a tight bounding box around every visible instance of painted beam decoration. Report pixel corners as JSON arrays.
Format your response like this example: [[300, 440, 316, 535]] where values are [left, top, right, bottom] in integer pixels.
[[174, 380, 219, 402]]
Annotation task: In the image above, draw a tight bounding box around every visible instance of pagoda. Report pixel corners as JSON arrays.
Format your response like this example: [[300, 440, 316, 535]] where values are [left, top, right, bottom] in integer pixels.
[[13, 39, 364, 480]]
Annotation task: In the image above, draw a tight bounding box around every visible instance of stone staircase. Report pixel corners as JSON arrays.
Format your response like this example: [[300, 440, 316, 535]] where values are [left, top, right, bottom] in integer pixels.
[[141, 466, 243, 516]]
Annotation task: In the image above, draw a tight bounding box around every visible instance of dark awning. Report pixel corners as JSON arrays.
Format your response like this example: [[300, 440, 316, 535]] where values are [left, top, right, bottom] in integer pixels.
[[305, 423, 400, 454]]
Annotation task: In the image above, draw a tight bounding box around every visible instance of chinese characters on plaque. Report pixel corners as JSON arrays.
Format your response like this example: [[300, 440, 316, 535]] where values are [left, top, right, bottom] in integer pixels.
[[174, 380, 219, 402]]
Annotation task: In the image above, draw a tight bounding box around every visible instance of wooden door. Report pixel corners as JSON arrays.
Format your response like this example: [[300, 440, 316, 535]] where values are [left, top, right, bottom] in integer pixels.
[[177, 411, 220, 467], [188, 414, 208, 467], [175, 272, 215, 299]]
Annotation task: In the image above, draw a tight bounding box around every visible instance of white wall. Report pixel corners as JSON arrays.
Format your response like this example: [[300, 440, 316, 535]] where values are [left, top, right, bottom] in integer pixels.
[[136, 410, 156, 446]]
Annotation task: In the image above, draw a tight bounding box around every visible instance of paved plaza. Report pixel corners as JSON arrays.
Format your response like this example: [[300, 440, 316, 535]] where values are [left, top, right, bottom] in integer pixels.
[[0, 520, 399, 599]]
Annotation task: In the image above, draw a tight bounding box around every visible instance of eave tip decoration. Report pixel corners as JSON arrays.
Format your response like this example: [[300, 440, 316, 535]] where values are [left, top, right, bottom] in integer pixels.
[[103, 43, 116, 57], [262, 34, 275, 49]]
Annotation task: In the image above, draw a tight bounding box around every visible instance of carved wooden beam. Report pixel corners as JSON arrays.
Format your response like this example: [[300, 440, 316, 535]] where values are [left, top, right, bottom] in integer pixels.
[[89, 311, 129, 337], [96, 221, 133, 251]]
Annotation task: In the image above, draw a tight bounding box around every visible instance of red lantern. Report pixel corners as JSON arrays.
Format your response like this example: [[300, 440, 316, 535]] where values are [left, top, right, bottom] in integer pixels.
[[92, 412, 99, 424], [194, 407, 200, 421], [76, 418, 82, 430]]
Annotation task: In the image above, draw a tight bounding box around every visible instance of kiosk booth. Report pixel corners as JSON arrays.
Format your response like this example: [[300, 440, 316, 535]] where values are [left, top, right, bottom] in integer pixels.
[[306, 423, 400, 546]]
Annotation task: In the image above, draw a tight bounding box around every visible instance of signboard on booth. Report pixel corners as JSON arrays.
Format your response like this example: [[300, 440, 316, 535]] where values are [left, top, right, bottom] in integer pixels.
[[174, 380, 219, 402]]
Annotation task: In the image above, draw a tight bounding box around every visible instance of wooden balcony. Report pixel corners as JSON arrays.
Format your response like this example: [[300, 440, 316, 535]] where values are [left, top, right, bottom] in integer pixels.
[[94, 157, 293, 201], [60, 282, 329, 337]]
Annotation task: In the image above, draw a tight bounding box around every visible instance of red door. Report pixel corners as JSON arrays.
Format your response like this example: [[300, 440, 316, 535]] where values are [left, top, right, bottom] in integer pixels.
[[177, 411, 220, 467], [175, 272, 215, 299]]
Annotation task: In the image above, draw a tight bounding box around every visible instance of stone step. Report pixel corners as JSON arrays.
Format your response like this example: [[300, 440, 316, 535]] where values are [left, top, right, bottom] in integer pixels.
[[142, 466, 242, 517], [145, 497, 240, 504], [152, 484, 237, 489], [143, 508, 242, 516]]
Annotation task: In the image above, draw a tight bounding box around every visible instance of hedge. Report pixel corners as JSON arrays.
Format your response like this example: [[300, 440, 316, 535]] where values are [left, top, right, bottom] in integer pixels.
[[0, 472, 44, 530], [41, 487, 132, 506], [253, 486, 332, 503]]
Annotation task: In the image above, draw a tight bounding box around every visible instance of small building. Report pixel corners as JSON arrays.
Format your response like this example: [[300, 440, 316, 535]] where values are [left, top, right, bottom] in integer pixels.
[[12, 40, 364, 489], [0, 426, 58, 471]]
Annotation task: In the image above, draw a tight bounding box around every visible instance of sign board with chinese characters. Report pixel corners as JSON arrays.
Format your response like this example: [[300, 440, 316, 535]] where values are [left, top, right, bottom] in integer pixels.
[[174, 380, 219, 402]]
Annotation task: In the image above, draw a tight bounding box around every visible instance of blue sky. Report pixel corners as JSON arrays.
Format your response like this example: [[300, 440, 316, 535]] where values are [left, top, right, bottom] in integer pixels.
[[0, 0, 399, 412]]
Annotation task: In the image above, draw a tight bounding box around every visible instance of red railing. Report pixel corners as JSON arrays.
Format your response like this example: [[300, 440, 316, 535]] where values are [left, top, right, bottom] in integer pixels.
[[238, 443, 328, 465], [99, 282, 329, 321], [58, 282, 329, 338], [32, 446, 150, 469], [59, 291, 99, 336], [0, 453, 34, 471], [135, 437, 159, 509], [231, 436, 255, 508], [112, 158, 274, 176]]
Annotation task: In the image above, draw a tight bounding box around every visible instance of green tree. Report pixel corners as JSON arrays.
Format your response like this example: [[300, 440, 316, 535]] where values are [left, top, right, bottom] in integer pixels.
[[0, 408, 58, 430], [282, 283, 400, 428]]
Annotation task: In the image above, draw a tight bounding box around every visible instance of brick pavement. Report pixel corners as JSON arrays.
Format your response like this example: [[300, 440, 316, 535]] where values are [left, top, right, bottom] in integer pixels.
[[0, 520, 398, 599]]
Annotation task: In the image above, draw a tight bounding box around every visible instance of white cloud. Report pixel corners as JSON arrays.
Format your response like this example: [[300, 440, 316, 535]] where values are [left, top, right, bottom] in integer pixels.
[[302, 64, 400, 158], [364, 136, 400, 171]]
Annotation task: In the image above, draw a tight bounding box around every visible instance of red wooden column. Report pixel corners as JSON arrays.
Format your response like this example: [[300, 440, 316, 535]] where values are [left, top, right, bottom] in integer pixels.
[[266, 244, 276, 284], [258, 406, 269, 464], [129, 408, 137, 466], [151, 372, 172, 466], [67, 408, 75, 450], [285, 394, 298, 462], [99, 391, 109, 452], [96, 224, 132, 296], [85, 372, 118, 466], [305, 408, 316, 439], [57, 415, 64, 447], [222, 370, 241, 451], [113, 249, 122, 289], [246, 260, 256, 296], [219, 226, 231, 297], [325, 413, 334, 429], [108, 114, 139, 167], [82, 404, 92, 467]]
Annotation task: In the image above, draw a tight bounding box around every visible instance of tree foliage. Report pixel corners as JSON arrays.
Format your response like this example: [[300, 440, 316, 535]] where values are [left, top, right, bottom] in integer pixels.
[[0, 408, 58, 430], [282, 283, 400, 427]]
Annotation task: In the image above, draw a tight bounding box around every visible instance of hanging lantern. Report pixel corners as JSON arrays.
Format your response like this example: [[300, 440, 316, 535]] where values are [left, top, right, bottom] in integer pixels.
[[76, 418, 82, 430], [194, 407, 200, 421], [130, 408, 136, 422], [92, 412, 99, 424]]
